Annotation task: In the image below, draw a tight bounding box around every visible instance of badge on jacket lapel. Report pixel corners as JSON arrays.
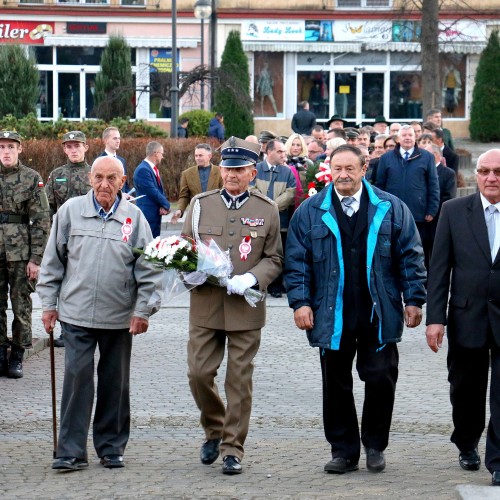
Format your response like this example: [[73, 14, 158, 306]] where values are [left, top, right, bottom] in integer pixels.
[[122, 217, 133, 242], [241, 217, 264, 227], [239, 236, 252, 261]]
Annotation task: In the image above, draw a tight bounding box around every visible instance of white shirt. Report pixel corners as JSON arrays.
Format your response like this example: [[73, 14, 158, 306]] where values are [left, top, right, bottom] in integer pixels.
[[335, 185, 363, 214], [480, 193, 500, 260], [401, 147, 414, 159]]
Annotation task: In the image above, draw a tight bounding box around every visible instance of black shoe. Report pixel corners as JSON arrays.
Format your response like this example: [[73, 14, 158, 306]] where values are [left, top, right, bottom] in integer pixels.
[[100, 455, 125, 468], [270, 291, 282, 298], [52, 457, 88, 471], [53, 336, 65, 348], [7, 346, 24, 379], [222, 455, 242, 475], [324, 457, 359, 474], [492, 471, 500, 486], [366, 448, 386, 472], [459, 449, 481, 471], [0, 346, 8, 376], [200, 438, 221, 465]]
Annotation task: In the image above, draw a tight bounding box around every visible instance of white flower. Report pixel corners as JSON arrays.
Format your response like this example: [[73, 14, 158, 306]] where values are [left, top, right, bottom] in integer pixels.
[[181, 256, 188, 262], [308, 187, 318, 197]]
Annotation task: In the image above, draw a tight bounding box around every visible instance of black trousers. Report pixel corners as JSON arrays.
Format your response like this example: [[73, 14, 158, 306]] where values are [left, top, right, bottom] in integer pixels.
[[320, 327, 399, 462], [448, 338, 500, 473], [57, 322, 132, 460]]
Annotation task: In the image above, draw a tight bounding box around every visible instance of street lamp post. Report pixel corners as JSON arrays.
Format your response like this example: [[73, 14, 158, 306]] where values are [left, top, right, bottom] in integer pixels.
[[209, 0, 217, 109], [194, 0, 212, 111], [170, 0, 178, 138]]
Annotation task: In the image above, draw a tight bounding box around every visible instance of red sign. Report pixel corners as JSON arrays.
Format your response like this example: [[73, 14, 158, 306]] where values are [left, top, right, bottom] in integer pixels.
[[0, 21, 54, 45], [67, 22, 106, 35]]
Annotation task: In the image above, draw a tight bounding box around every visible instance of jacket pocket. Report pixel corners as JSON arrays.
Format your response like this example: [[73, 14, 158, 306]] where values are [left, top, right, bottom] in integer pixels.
[[311, 225, 329, 262], [198, 225, 223, 237], [449, 294, 467, 308]]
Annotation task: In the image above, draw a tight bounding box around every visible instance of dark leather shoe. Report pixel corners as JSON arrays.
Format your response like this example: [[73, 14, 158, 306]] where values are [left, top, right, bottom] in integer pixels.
[[52, 457, 88, 471], [53, 336, 65, 348], [100, 455, 125, 468], [324, 457, 359, 474], [200, 438, 221, 465], [459, 449, 480, 471], [270, 291, 282, 298], [492, 471, 500, 486], [366, 448, 386, 472], [222, 455, 242, 475]]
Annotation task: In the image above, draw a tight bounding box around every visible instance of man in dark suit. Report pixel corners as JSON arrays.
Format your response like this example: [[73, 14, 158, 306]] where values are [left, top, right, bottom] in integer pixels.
[[422, 144, 457, 269], [170, 143, 223, 224], [426, 148, 500, 487], [98, 127, 130, 193], [291, 100, 316, 135], [133, 141, 170, 237], [432, 128, 459, 175]]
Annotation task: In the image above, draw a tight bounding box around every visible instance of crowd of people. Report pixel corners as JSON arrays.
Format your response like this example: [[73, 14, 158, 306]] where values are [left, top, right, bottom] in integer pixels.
[[1, 109, 500, 488]]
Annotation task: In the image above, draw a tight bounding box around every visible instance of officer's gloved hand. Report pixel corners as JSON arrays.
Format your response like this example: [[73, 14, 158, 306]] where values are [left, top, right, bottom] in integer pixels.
[[226, 273, 257, 296]]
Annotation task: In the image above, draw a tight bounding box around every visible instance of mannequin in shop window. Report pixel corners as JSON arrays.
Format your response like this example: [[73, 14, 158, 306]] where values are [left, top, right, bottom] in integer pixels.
[[257, 62, 278, 116], [64, 84, 79, 118], [442, 66, 462, 116]]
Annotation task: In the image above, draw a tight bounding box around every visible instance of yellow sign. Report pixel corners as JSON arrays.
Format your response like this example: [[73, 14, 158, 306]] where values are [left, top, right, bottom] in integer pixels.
[[339, 85, 350, 94]]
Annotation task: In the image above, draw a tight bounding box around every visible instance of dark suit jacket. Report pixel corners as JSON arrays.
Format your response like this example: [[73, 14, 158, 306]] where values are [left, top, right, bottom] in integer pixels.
[[442, 145, 459, 175], [436, 163, 457, 213], [133, 160, 170, 237], [426, 193, 500, 348], [177, 164, 223, 214]]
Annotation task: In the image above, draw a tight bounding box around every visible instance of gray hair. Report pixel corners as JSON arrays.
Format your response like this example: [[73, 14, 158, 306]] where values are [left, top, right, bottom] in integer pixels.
[[146, 141, 163, 156], [195, 143, 212, 153]]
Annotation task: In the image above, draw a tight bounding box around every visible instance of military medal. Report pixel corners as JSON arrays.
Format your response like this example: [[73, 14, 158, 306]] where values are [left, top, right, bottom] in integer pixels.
[[239, 236, 252, 261], [121, 217, 133, 242]]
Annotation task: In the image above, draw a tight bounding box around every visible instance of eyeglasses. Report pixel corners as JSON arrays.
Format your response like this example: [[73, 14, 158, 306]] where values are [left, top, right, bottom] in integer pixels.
[[476, 168, 500, 178], [154, 151, 164, 156]]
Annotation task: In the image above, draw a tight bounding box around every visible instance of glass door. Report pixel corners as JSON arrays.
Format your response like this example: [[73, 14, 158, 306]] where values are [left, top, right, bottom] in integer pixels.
[[333, 72, 357, 123], [361, 73, 384, 120]]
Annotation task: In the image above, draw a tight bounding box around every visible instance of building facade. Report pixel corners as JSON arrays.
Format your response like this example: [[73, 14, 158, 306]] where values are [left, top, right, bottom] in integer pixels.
[[1, 0, 499, 137]]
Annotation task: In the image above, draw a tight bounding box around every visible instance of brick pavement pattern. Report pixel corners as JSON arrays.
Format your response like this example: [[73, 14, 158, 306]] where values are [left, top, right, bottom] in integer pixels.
[[0, 296, 495, 499]]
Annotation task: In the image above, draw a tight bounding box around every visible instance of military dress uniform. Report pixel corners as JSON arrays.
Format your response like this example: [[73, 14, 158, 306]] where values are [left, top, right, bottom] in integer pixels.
[[0, 132, 50, 371], [182, 137, 283, 474], [45, 131, 91, 217]]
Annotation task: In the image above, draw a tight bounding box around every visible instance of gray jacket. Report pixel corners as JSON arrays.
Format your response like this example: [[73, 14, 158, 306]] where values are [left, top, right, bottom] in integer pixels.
[[37, 190, 162, 329]]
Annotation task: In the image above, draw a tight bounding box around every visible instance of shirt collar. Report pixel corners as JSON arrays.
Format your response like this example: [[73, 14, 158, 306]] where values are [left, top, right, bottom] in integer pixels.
[[401, 147, 414, 158], [93, 192, 122, 221], [144, 158, 156, 169], [220, 188, 250, 210], [334, 185, 363, 205], [480, 193, 500, 211]]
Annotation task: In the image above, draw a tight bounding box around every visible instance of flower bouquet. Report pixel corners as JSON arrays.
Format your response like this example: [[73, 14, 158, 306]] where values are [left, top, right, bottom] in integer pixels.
[[305, 158, 330, 197], [137, 235, 264, 307]]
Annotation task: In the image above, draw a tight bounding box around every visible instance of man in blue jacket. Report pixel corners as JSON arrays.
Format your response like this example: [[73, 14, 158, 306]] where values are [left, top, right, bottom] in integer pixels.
[[208, 113, 225, 143], [133, 141, 170, 237], [286, 145, 426, 475]]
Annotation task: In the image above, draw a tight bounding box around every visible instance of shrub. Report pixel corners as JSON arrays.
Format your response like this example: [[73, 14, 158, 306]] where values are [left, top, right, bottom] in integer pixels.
[[469, 30, 500, 142], [179, 109, 214, 137]]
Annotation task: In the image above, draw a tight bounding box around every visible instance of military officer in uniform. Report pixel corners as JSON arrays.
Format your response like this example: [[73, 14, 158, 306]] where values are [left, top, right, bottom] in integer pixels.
[[45, 131, 92, 348], [0, 131, 50, 378], [182, 137, 283, 475]]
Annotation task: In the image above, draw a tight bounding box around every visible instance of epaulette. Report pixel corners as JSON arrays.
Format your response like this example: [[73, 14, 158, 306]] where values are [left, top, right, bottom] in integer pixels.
[[249, 188, 276, 206], [192, 188, 221, 201]]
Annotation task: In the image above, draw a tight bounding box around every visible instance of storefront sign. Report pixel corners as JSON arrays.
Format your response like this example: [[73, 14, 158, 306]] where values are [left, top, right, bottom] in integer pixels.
[[242, 20, 305, 42], [0, 21, 54, 45], [66, 22, 106, 35], [439, 20, 486, 42], [333, 20, 392, 42], [150, 49, 179, 73]]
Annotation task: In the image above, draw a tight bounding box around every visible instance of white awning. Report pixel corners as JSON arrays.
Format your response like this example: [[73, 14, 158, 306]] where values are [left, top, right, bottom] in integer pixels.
[[43, 35, 198, 49], [364, 41, 486, 54], [242, 41, 362, 53]]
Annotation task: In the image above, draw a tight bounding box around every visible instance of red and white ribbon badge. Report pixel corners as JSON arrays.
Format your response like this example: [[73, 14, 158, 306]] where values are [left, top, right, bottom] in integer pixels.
[[121, 217, 133, 242], [239, 236, 252, 261]]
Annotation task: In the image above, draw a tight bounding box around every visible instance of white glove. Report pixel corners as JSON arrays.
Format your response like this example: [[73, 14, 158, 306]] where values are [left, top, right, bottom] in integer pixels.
[[226, 273, 257, 296]]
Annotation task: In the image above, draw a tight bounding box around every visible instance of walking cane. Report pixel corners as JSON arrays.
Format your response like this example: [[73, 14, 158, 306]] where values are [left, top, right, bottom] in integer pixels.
[[48, 329, 57, 458]]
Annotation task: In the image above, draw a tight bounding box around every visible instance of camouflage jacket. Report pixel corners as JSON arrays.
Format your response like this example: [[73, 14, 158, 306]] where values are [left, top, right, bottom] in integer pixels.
[[46, 161, 91, 216], [0, 161, 50, 264]]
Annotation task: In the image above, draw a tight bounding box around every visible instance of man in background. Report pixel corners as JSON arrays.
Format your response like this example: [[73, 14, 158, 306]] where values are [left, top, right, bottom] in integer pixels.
[[98, 127, 130, 193], [133, 141, 170, 237], [292, 101, 316, 136], [171, 143, 223, 224]]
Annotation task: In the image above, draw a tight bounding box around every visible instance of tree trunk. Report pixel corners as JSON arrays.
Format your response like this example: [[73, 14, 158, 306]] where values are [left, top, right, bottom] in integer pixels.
[[420, 0, 441, 116]]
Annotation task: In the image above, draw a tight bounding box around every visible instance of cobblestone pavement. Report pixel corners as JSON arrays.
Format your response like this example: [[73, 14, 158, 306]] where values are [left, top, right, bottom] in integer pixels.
[[0, 296, 496, 500]]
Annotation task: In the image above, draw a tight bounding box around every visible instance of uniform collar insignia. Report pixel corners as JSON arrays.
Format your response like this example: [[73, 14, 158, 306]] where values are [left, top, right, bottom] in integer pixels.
[[220, 189, 250, 210]]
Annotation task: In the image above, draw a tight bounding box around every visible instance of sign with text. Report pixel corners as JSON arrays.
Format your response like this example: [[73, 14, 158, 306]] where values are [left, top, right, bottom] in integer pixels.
[[66, 22, 106, 35], [241, 20, 305, 42], [0, 21, 54, 45], [150, 49, 179, 73]]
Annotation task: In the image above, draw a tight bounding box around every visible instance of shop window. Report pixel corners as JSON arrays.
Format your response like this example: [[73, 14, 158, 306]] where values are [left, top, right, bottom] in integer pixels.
[[58, 74, 80, 118], [389, 72, 422, 119], [57, 47, 104, 66], [121, 0, 145, 4], [253, 52, 284, 117], [29, 46, 53, 65], [337, 0, 391, 7], [56, 0, 110, 4], [298, 71, 330, 120], [440, 54, 465, 119], [37, 71, 53, 119]]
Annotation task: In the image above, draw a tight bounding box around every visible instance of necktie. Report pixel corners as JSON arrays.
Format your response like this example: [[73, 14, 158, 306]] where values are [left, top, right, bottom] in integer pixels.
[[341, 196, 355, 217], [153, 166, 161, 185], [486, 205, 498, 260], [403, 151, 409, 162]]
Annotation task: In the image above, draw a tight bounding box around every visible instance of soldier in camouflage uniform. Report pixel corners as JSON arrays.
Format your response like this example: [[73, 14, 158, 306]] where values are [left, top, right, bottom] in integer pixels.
[[0, 131, 50, 378], [45, 130, 91, 347]]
